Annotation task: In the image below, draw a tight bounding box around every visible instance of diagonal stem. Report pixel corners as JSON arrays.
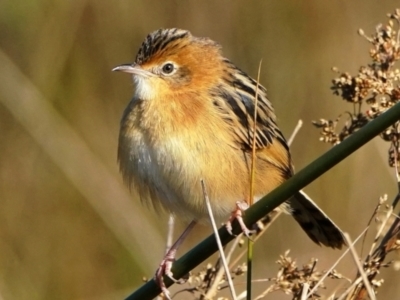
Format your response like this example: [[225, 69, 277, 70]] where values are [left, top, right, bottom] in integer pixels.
[[125, 101, 400, 300]]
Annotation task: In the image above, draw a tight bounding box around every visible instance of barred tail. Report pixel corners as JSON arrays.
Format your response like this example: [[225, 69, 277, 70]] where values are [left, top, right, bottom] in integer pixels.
[[287, 190, 345, 249]]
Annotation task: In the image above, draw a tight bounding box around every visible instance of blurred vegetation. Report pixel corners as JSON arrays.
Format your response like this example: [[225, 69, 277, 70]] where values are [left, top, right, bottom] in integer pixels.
[[1, 1, 400, 299]]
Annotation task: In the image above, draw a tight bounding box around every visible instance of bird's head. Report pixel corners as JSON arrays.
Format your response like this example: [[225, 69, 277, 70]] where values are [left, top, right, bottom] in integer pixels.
[[113, 28, 224, 101]]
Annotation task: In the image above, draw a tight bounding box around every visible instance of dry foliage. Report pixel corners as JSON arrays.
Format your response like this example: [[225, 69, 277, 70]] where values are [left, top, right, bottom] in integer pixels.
[[313, 9, 400, 171]]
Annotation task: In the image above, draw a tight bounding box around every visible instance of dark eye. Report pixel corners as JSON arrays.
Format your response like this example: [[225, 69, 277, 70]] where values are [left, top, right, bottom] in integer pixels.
[[162, 63, 175, 74]]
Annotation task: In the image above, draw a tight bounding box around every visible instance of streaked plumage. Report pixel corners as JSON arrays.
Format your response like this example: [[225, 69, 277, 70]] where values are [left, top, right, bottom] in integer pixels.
[[116, 28, 345, 249]]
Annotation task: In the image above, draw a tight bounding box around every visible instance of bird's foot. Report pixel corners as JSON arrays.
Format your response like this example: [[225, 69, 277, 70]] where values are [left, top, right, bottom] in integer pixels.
[[226, 201, 253, 237], [154, 253, 187, 300], [154, 253, 175, 300], [154, 220, 196, 299]]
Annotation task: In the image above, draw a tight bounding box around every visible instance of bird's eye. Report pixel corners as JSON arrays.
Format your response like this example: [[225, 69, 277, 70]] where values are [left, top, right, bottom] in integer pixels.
[[161, 63, 175, 75]]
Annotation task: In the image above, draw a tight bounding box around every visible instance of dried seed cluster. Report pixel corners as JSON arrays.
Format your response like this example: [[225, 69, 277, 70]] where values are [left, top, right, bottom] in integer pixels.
[[266, 251, 324, 298], [313, 9, 400, 170], [167, 250, 347, 299]]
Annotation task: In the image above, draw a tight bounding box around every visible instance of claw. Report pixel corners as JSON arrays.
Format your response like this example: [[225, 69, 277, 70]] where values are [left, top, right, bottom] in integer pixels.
[[154, 257, 174, 300], [226, 201, 254, 237], [154, 254, 189, 299], [153, 220, 197, 299]]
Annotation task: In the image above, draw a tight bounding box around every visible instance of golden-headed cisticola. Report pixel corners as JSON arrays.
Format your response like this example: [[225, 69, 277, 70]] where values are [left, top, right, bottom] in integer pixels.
[[113, 28, 345, 297]]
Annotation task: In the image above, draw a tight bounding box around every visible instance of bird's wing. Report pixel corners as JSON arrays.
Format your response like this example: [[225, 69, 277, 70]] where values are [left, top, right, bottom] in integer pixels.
[[210, 64, 291, 175]]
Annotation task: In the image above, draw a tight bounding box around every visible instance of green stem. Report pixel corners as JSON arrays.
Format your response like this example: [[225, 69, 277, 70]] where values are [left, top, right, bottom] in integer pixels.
[[125, 102, 400, 300], [246, 238, 254, 300]]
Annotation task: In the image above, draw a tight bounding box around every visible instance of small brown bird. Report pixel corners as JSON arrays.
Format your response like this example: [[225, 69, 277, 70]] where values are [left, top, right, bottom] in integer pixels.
[[113, 28, 345, 297]]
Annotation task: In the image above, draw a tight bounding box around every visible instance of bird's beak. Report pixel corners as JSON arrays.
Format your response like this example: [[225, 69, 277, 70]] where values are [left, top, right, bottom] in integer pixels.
[[112, 63, 153, 77]]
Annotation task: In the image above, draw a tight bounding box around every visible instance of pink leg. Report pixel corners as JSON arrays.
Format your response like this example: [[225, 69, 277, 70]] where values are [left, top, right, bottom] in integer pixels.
[[155, 220, 197, 300], [226, 200, 252, 237]]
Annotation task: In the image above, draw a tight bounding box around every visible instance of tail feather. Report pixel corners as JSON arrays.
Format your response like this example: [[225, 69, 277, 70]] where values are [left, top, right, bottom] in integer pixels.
[[287, 190, 345, 249]]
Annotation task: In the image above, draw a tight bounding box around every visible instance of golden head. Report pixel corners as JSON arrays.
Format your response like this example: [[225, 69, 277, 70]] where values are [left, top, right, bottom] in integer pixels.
[[113, 28, 225, 101]]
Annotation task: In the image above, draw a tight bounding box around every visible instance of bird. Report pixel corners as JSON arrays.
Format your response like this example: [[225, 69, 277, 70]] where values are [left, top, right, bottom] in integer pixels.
[[113, 28, 345, 298]]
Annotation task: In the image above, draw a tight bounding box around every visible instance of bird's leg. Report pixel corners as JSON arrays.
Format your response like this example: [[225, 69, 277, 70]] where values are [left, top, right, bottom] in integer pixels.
[[226, 200, 253, 237], [155, 220, 197, 299]]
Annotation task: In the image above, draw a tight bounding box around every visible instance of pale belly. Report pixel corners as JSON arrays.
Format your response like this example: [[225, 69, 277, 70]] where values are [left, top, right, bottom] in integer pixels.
[[122, 130, 247, 223], [118, 98, 286, 223]]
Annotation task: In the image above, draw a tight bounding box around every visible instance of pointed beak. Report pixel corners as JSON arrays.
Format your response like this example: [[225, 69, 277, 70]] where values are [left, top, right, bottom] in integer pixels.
[[112, 63, 153, 77]]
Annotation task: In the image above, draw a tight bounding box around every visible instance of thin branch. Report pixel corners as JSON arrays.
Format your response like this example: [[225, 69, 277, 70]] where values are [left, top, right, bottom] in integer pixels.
[[337, 276, 364, 300], [300, 283, 309, 300], [204, 236, 242, 299], [287, 120, 303, 146], [249, 60, 262, 206], [344, 233, 376, 300], [367, 203, 393, 258], [246, 59, 263, 300], [307, 227, 368, 298], [201, 179, 237, 300]]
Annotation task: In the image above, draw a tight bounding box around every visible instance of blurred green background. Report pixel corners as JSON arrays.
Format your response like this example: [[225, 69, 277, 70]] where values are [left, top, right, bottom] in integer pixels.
[[1, 1, 399, 299]]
